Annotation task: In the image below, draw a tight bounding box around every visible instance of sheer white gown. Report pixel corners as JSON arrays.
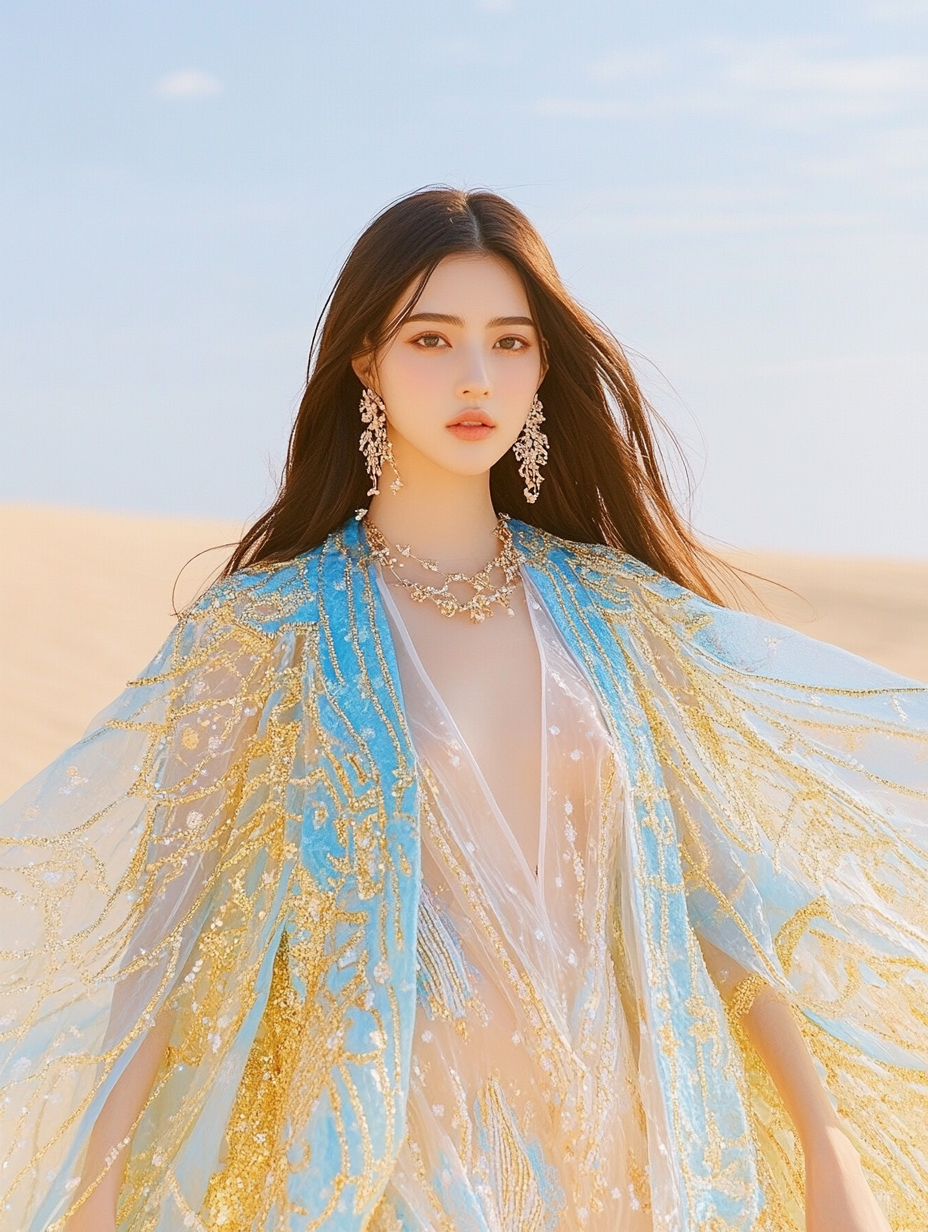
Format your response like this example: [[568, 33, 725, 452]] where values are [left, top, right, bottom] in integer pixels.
[[375, 571, 652, 1231]]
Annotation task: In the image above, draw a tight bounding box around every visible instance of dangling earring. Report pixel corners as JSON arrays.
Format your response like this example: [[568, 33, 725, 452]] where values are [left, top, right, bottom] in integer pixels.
[[359, 387, 403, 496], [512, 393, 548, 504]]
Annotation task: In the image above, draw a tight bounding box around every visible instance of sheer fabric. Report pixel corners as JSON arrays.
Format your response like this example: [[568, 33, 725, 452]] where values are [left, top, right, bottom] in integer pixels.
[[374, 573, 650, 1230], [0, 548, 422, 1231], [2, 516, 928, 1231]]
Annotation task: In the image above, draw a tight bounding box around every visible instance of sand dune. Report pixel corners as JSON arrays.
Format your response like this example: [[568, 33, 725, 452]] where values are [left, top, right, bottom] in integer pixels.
[[0, 506, 242, 802], [726, 549, 928, 683], [1, 504, 926, 801]]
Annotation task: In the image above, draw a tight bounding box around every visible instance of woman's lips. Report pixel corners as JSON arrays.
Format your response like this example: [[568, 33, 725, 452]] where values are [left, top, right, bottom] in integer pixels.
[[446, 410, 495, 442], [447, 423, 493, 441]]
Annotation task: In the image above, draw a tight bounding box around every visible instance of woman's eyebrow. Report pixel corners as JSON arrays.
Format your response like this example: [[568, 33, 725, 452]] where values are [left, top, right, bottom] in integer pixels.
[[404, 312, 536, 328], [404, 312, 463, 325]]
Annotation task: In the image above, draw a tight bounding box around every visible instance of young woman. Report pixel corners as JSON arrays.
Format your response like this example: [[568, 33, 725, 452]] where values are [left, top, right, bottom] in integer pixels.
[[2, 188, 923, 1232]]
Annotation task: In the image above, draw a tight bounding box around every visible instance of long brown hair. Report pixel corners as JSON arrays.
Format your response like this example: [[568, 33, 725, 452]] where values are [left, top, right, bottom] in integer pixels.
[[224, 187, 730, 603]]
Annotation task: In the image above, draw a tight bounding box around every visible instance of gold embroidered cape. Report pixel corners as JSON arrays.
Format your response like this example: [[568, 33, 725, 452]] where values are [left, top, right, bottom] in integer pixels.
[[1, 517, 927, 1230]]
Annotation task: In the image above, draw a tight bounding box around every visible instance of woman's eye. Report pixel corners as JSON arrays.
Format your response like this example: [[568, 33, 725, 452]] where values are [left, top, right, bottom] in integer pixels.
[[495, 336, 528, 351], [413, 333, 447, 349]]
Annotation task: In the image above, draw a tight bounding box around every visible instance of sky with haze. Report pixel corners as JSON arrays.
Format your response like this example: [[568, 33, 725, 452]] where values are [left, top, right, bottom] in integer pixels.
[[2, 1, 927, 554]]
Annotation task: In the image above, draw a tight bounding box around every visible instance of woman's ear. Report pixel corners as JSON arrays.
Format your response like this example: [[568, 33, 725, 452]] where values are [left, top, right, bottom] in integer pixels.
[[538, 337, 550, 386], [351, 354, 374, 390]]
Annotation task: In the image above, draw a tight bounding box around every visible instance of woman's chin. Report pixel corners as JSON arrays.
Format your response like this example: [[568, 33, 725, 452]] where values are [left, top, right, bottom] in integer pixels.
[[405, 446, 511, 482]]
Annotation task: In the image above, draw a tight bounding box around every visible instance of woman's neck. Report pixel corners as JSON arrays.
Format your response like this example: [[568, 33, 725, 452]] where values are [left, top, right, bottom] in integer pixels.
[[365, 462, 500, 572]]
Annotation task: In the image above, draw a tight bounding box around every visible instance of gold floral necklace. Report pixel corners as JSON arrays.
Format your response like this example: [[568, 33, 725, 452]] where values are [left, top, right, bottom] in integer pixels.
[[364, 514, 521, 622]]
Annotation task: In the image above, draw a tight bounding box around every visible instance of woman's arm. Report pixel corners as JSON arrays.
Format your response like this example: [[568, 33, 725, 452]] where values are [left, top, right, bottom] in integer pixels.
[[62, 1009, 173, 1232], [699, 937, 892, 1232]]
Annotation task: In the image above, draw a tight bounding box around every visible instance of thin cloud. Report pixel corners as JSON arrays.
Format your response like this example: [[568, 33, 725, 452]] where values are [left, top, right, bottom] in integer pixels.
[[720, 44, 928, 122], [588, 49, 671, 80], [868, 1, 928, 17], [804, 124, 928, 177], [560, 207, 886, 237], [156, 70, 223, 100], [538, 40, 928, 127], [724, 49, 928, 96], [580, 185, 786, 208], [884, 124, 928, 167], [535, 93, 728, 120], [536, 98, 636, 119]]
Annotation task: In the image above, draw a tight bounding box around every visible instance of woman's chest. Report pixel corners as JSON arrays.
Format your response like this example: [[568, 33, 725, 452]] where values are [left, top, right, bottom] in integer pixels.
[[386, 581, 544, 869]]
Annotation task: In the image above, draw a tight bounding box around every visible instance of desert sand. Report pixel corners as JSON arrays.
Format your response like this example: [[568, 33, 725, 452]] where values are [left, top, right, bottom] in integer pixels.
[[1, 504, 926, 801]]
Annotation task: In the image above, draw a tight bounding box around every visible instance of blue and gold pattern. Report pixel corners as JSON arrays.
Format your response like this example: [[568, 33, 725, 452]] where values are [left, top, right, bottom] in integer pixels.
[[1, 517, 927, 1229]]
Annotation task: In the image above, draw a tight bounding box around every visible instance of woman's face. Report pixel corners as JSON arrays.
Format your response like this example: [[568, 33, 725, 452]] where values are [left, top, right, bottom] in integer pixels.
[[354, 253, 546, 480]]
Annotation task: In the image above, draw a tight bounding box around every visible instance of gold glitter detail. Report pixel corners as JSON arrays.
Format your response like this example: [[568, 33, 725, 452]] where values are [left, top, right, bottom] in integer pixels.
[[201, 932, 300, 1225], [181, 725, 200, 750], [5, 518, 928, 1230], [727, 974, 766, 1023], [774, 897, 830, 974], [3, 537, 420, 1229], [513, 523, 928, 1227], [474, 1076, 549, 1232], [415, 884, 484, 1033]]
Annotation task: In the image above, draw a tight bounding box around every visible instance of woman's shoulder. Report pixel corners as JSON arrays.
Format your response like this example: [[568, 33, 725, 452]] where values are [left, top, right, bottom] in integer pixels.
[[181, 546, 327, 640], [531, 526, 927, 691], [511, 519, 694, 604]]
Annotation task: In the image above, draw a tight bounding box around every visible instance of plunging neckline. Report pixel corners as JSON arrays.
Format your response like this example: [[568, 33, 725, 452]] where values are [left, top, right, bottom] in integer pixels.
[[374, 566, 549, 893]]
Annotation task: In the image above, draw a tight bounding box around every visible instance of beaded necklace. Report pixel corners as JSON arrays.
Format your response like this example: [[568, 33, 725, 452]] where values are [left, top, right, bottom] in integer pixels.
[[364, 514, 521, 622]]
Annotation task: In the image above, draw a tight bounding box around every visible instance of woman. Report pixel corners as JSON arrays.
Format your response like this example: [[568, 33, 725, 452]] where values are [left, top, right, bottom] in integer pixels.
[[2, 188, 923, 1231]]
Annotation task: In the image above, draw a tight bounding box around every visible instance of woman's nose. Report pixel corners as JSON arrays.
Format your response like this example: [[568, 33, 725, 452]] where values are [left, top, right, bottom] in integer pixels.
[[456, 344, 491, 400]]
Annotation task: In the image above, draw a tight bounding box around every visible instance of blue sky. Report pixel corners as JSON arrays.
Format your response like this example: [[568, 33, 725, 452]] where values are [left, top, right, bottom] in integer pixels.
[[2, 1, 927, 553]]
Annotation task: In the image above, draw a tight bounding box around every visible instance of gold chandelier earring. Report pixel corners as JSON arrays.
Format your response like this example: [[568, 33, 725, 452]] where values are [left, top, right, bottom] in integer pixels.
[[512, 393, 549, 504], [359, 387, 403, 496]]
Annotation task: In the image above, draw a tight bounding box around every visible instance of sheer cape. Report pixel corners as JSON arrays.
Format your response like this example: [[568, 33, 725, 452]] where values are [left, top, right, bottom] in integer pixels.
[[2, 516, 927, 1231]]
